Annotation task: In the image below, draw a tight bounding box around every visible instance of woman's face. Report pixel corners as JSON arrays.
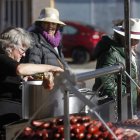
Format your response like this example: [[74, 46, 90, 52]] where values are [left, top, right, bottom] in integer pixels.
[[131, 39, 139, 46], [41, 22, 58, 36], [10, 45, 26, 62], [120, 35, 139, 48], [131, 39, 140, 52]]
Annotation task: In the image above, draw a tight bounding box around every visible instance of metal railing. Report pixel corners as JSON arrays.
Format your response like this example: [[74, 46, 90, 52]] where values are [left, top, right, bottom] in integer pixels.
[[62, 63, 125, 140]]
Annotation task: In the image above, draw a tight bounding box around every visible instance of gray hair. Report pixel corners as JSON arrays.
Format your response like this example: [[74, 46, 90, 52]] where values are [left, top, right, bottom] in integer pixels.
[[0, 39, 12, 55], [0, 27, 33, 53]]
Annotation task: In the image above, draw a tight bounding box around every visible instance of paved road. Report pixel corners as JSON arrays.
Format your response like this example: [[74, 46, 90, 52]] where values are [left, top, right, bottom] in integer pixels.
[[66, 59, 97, 89], [66, 59, 96, 73]]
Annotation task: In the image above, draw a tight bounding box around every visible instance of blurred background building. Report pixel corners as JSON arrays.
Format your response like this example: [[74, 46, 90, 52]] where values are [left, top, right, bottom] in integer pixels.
[[0, 0, 140, 34], [0, 0, 50, 32]]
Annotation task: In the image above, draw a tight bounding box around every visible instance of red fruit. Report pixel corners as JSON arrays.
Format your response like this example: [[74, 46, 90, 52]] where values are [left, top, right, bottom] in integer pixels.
[[52, 118, 57, 124], [100, 125, 106, 132], [70, 117, 78, 124], [111, 126, 117, 132], [70, 124, 75, 131], [91, 120, 99, 125], [117, 133, 125, 140], [78, 125, 86, 132], [93, 131, 102, 139], [73, 125, 85, 134], [35, 130, 43, 137], [70, 132, 76, 138], [83, 122, 91, 128], [32, 120, 44, 127], [98, 138, 104, 140], [23, 127, 34, 137], [73, 126, 81, 134], [42, 129, 49, 138], [101, 131, 109, 138], [86, 133, 92, 139], [115, 127, 124, 135], [88, 125, 99, 134], [56, 118, 64, 125], [106, 122, 113, 128], [95, 121, 102, 128], [76, 116, 83, 123], [76, 123, 81, 127], [57, 125, 64, 133], [51, 126, 58, 133], [42, 122, 52, 129], [24, 126, 32, 132], [54, 132, 61, 138], [70, 115, 75, 120], [76, 132, 85, 139], [108, 133, 115, 140]]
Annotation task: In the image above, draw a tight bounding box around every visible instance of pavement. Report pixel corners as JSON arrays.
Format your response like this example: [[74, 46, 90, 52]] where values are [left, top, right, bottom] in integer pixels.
[[66, 59, 97, 89], [66, 58, 96, 73]]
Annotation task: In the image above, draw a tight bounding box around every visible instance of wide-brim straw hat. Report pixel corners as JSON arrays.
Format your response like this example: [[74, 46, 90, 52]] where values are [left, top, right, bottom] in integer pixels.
[[113, 18, 140, 39], [35, 7, 65, 26]]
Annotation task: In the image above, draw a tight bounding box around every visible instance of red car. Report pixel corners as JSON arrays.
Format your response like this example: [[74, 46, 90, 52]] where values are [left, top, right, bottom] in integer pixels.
[[61, 21, 105, 63]]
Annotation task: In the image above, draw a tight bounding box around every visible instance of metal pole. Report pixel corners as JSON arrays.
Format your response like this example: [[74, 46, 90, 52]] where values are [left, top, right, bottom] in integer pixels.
[[77, 63, 124, 82], [124, 0, 133, 118], [64, 91, 70, 140], [117, 74, 122, 121]]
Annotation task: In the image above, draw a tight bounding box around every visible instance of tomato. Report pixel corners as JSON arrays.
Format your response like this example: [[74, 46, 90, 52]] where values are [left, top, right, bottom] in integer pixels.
[[56, 118, 64, 125], [88, 125, 99, 134], [32, 120, 44, 127], [101, 131, 110, 138], [86, 133, 92, 139], [70, 132, 76, 139], [57, 125, 64, 133], [93, 131, 102, 139], [70, 117, 78, 124], [23, 127, 34, 137], [42, 122, 52, 129], [115, 127, 124, 135], [54, 132, 61, 139], [76, 132, 85, 139]]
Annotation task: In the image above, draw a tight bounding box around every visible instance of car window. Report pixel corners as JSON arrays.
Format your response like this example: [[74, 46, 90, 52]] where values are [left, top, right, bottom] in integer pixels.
[[62, 25, 77, 35]]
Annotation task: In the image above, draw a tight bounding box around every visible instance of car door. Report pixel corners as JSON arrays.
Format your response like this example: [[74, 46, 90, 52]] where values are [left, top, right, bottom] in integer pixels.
[[61, 24, 78, 57]]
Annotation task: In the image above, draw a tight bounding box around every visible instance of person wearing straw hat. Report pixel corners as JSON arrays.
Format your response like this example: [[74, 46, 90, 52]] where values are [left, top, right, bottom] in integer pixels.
[[22, 7, 77, 117], [24, 7, 66, 67], [23, 7, 74, 77], [92, 18, 140, 120]]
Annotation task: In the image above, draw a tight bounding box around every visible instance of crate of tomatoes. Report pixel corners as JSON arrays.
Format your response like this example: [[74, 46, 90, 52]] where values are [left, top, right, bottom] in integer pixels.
[[11, 114, 140, 140]]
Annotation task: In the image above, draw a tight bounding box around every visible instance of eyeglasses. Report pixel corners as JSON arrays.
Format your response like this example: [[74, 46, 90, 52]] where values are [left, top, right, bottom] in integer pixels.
[[17, 46, 26, 55]]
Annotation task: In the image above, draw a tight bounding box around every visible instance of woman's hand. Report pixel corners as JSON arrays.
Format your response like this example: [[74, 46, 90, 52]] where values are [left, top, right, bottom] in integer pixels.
[[43, 72, 54, 90], [22, 75, 34, 81]]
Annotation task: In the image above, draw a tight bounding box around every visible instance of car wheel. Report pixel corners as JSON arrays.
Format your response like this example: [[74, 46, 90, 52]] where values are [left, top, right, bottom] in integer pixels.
[[72, 48, 90, 63]]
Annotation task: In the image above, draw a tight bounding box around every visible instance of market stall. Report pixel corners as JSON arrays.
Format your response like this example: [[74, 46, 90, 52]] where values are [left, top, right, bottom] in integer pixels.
[[1, 63, 140, 140]]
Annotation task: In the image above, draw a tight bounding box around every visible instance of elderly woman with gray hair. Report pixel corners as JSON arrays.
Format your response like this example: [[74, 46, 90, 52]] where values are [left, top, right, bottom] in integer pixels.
[[0, 27, 64, 128], [0, 27, 63, 99]]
